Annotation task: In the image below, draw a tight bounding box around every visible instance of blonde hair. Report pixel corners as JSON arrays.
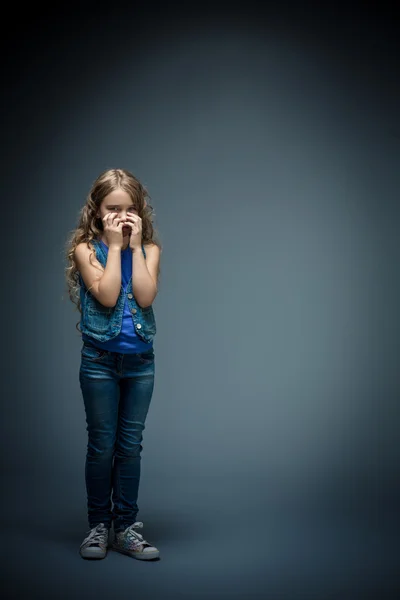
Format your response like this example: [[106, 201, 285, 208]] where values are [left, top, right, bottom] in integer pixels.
[[63, 168, 162, 333]]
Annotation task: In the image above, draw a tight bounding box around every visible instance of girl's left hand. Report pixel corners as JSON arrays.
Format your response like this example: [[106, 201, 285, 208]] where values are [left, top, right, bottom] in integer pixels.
[[124, 214, 143, 250]]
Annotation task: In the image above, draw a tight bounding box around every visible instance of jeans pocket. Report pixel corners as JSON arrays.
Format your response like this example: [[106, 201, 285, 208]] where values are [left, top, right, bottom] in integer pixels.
[[81, 342, 109, 362], [138, 348, 155, 364]]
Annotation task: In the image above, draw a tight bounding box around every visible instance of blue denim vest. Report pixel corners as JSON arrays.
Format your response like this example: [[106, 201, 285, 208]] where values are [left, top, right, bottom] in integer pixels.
[[79, 239, 156, 344]]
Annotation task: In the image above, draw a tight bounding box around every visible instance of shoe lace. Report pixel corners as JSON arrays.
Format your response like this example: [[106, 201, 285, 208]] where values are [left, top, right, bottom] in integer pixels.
[[124, 521, 146, 547], [81, 523, 108, 548]]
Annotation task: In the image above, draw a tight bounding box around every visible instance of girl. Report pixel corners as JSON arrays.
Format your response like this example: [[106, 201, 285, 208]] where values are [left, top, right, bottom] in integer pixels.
[[64, 168, 162, 560]]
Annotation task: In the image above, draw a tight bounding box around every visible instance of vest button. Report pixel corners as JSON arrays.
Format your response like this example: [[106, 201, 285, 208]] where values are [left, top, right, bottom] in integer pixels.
[[131, 308, 137, 314], [127, 293, 133, 299], [136, 323, 142, 329]]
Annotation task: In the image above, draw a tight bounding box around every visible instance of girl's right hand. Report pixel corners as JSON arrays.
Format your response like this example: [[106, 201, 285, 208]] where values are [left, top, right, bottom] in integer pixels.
[[102, 212, 125, 248]]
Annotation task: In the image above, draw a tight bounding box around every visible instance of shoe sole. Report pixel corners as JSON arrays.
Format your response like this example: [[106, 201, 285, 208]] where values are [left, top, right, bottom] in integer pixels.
[[110, 543, 159, 560]]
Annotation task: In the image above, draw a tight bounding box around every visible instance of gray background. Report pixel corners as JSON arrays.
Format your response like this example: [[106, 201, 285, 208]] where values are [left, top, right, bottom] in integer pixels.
[[2, 2, 399, 598]]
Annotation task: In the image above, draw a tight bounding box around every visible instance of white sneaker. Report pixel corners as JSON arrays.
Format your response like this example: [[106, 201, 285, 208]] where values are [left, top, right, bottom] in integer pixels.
[[79, 523, 109, 559], [111, 522, 160, 560]]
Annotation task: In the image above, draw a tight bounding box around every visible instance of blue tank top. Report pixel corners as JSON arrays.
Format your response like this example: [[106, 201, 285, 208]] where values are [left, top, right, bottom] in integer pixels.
[[80, 239, 153, 354]]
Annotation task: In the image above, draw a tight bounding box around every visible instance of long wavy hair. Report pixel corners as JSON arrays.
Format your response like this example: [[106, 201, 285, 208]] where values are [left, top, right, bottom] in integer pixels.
[[63, 168, 162, 334]]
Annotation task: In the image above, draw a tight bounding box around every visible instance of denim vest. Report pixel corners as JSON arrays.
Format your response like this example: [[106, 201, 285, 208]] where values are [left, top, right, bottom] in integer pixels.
[[79, 239, 156, 344]]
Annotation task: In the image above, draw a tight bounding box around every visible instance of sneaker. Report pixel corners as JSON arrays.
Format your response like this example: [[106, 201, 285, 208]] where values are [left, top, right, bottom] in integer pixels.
[[111, 521, 160, 560], [79, 523, 110, 559]]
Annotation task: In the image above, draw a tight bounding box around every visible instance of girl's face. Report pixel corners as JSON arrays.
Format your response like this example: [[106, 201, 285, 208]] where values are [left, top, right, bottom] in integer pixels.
[[97, 188, 138, 238]]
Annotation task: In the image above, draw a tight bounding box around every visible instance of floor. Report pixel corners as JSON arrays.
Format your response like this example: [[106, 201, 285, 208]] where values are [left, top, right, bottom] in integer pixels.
[[0, 471, 396, 599]]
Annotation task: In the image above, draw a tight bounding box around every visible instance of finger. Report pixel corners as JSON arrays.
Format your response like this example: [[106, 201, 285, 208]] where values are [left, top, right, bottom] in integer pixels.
[[122, 221, 133, 230], [126, 215, 140, 229], [113, 216, 125, 227], [104, 212, 117, 225]]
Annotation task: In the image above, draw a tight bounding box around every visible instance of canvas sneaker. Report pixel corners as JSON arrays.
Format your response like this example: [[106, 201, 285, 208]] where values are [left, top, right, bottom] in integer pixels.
[[79, 522, 110, 559], [111, 521, 159, 560]]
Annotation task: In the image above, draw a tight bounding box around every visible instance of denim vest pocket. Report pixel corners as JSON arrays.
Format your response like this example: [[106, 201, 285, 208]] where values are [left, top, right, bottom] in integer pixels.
[[84, 296, 113, 335], [140, 305, 156, 336]]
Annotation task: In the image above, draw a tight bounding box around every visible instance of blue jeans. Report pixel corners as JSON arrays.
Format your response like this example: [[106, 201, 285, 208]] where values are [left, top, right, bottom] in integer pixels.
[[79, 340, 155, 533]]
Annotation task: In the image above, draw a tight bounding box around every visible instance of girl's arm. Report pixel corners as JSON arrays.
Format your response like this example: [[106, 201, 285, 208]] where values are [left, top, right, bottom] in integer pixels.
[[74, 242, 122, 307]]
